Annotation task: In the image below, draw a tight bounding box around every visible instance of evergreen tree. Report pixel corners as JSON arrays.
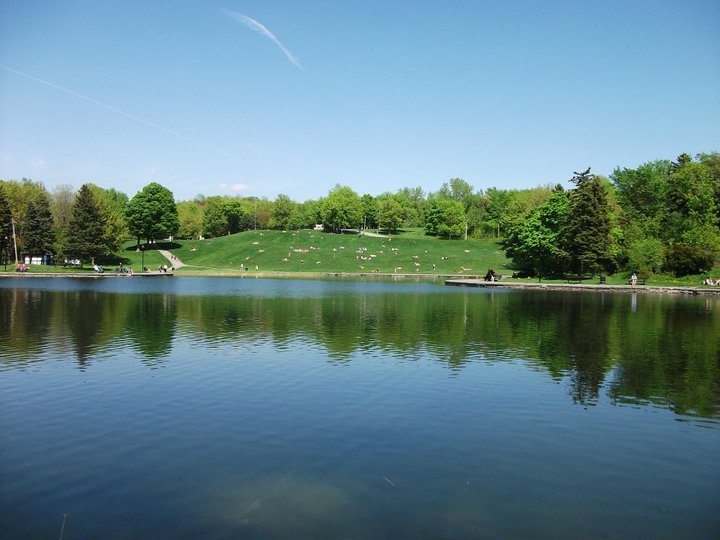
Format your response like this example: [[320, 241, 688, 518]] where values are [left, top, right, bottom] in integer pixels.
[[0, 186, 14, 266], [20, 194, 56, 259], [566, 168, 613, 275], [65, 184, 109, 263]]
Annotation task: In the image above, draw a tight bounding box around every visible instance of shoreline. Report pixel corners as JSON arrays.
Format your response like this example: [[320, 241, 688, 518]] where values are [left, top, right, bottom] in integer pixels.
[[2, 269, 719, 296]]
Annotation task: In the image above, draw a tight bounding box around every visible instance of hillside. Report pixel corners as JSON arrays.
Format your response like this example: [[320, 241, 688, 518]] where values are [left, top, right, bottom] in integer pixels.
[[165, 229, 510, 277]]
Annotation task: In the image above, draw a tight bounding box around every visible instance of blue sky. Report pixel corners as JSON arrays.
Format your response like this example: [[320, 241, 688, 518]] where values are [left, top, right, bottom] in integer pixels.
[[1, 0, 718, 203]]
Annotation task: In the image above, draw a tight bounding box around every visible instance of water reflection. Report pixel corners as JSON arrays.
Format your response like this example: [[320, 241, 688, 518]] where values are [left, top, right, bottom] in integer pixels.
[[1, 280, 718, 419]]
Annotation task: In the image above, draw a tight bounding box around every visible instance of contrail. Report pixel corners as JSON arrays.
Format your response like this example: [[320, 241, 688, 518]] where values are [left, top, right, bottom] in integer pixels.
[[223, 9, 303, 70], [0, 64, 232, 157]]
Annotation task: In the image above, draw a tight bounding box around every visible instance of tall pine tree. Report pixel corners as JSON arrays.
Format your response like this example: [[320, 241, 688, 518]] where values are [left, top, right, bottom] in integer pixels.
[[566, 168, 613, 275], [0, 186, 13, 266], [20, 194, 56, 261], [65, 184, 109, 264]]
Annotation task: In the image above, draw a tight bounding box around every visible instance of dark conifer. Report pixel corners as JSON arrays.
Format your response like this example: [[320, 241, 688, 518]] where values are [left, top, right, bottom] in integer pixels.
[[566, 168, 613, 275], [65, 184, 107, 264], [20, 194, 56, 259]]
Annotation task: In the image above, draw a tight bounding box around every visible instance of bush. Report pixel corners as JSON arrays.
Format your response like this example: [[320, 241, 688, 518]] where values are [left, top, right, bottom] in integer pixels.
[[663, 243, 716, 276]]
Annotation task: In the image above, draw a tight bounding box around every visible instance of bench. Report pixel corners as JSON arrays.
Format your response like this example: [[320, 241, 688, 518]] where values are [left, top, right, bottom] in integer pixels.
[[627, 276, 648, 285], [565, 275, 592, 284]]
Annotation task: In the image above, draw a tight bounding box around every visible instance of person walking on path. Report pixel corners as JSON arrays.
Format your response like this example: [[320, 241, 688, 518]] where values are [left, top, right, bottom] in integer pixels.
[[158, 250, 185, 269]]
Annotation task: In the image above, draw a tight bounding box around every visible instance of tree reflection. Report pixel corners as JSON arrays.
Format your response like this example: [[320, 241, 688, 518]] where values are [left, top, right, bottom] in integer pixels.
[[1, 284, 718, 417]]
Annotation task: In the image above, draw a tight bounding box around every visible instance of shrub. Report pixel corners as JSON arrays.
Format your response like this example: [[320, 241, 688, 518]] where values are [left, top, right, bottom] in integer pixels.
[[663, 243, 715, 276]]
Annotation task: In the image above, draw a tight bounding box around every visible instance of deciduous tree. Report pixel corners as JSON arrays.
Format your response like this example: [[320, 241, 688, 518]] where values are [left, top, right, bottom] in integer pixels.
[[125, 182, 179, 244], [377, 197, 405, 234], [177, 201, 203, 239], [426, 198, 466, 239], [317, 185, 363, 232], [503, 190, 570, 276]]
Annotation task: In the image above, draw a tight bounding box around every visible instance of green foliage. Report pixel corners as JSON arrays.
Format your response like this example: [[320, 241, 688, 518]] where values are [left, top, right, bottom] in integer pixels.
[[426, 198, 466, 239], [436, 178, 473, 202], [482, 188, 517, 238], [269, 194, 297, 230], [503, 191, 570, 276], [663, 243, 715, 276], [317, 185, 363, 232], [394, 186, 426, 227], [611, 160, 671, 240], [360, 194, 379, 229], [377, 197, 405, 234], [200, 197, 254, 236], [0, 186, 14, 265], [566, 168, 613, 274], [664, 160, 717, 244], [626, 237, 664, 276], [202, 197, 229, 237], [177, 201, 203, 239], [224, 200, 252, 234], [125, 182, 180, 243], [87, 185, 127, 252], [0, 179, 47, 227], [65, 184, 111, 263], [20, 193, 56, 256]]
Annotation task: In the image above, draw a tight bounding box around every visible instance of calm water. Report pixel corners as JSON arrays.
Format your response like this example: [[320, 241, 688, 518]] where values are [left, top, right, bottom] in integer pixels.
[[1, 277, 719, 539]]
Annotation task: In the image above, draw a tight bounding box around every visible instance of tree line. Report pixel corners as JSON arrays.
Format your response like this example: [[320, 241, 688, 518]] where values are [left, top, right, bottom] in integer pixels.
[[1, 150, 718, 276]]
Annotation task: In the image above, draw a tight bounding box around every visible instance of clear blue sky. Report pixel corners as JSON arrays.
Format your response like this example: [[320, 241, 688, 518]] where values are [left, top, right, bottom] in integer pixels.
[[1, 0, 718, 202]]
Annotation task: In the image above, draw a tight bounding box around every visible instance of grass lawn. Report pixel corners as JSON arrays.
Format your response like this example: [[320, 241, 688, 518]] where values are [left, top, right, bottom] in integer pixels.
[[166, 229, 511, 276]]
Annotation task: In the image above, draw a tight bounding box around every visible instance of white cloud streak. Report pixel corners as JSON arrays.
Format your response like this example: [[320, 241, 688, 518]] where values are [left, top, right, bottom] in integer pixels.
[[223, 9, 303, 70], [0, 64, 232, 157]]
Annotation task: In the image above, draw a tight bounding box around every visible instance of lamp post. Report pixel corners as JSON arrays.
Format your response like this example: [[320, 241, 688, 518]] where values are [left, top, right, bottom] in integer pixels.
[[2, 235, 7, 271], [140, 245, 145, 272]]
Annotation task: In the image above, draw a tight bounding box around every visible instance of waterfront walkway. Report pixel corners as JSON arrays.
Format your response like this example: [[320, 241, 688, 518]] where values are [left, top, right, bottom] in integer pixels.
[[445, 278, 720, 296]]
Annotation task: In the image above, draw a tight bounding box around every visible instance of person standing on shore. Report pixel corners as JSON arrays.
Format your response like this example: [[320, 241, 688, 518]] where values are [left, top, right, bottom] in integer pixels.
[[631, 272, 637, 286]]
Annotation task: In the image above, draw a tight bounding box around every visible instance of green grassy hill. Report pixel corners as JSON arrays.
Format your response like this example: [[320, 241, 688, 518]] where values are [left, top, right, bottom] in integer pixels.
[[166, 229, 511, 276]]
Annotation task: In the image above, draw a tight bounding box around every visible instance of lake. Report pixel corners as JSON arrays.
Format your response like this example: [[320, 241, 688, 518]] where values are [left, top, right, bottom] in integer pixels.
[[1, 277, 718, 539]]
